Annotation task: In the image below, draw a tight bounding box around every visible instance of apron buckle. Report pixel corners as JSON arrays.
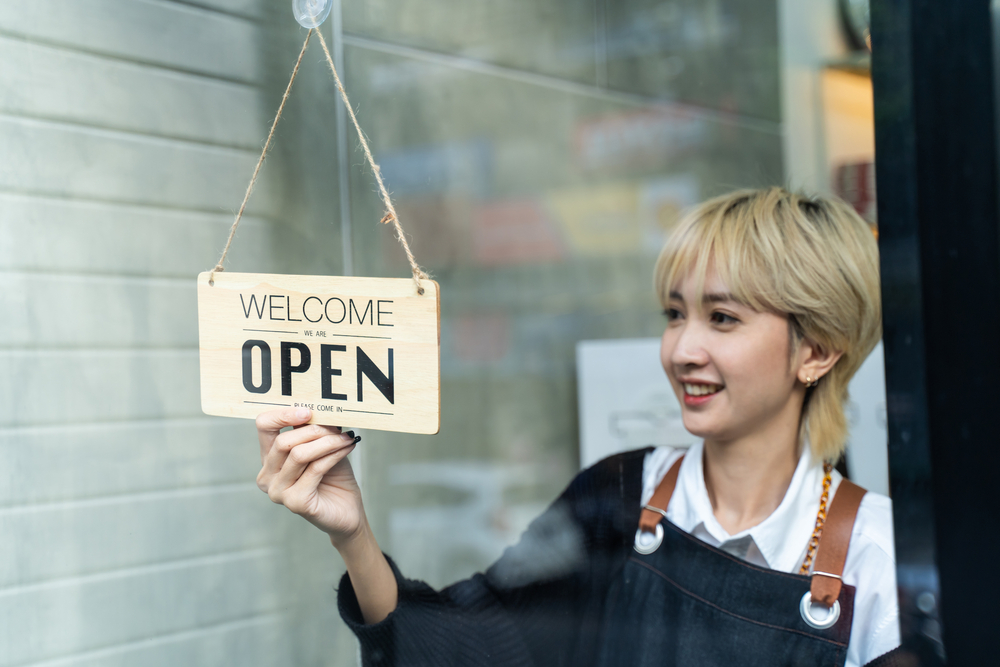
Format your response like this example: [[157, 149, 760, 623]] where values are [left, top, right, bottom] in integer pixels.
[[634, 524, 664, 555]]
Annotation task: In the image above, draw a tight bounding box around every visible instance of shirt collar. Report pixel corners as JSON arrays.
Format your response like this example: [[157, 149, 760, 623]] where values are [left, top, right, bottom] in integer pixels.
[[666, 441, 830, 572]]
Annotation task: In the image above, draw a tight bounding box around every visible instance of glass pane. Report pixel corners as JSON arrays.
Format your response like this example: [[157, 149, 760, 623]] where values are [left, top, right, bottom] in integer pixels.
[[1, 0, 898, 663], [344, 40, 782, 589]]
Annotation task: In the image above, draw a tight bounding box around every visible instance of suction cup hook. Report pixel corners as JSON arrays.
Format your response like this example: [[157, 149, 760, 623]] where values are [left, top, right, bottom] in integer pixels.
[[293, 0, 332, 28]]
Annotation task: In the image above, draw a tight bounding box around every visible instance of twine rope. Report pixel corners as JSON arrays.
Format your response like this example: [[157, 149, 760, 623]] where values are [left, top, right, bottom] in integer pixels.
[[210, 28, 429, 296], [209, 29, 314, 285], [314, 29, 428, 295]]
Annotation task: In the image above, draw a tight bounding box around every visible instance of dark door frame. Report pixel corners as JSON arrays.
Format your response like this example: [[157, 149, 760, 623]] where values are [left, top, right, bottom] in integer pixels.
[[872, 0, 1000, 662]]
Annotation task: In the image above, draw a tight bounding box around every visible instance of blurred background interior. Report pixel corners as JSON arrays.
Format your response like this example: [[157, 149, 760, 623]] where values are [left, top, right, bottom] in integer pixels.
[[0, 0, 881, 664]]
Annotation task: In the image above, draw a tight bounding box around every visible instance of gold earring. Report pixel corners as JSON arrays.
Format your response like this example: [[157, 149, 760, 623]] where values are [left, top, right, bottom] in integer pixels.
[[805, 375, 819, 388]]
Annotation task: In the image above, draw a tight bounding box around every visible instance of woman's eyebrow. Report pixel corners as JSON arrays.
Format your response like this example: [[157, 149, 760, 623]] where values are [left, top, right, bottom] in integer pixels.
[[668, 291, 740, 305], [703, 292, 737, 304]]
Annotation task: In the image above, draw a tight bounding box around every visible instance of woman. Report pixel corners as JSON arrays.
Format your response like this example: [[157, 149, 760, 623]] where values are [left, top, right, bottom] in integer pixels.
[[255, 187, 899, 666]]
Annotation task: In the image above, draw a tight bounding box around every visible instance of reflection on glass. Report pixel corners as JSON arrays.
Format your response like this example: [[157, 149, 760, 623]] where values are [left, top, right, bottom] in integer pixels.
[[344, 8, 782, 597]]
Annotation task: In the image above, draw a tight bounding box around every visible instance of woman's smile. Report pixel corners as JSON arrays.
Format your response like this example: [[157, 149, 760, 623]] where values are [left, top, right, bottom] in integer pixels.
[[681, 381, 724, 405]]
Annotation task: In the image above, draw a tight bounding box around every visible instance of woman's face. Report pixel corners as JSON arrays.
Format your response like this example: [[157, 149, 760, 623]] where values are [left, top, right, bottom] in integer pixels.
[[660, 268, 803, 445]]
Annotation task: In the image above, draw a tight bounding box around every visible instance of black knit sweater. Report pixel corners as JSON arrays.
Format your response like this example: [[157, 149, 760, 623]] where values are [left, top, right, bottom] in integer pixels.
[[337, 447, 649, 667]]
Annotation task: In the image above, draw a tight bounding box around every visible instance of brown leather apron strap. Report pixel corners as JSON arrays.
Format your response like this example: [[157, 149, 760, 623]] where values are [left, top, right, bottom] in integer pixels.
[[810, 479, 867, 606], [638, 455, 685, 533]]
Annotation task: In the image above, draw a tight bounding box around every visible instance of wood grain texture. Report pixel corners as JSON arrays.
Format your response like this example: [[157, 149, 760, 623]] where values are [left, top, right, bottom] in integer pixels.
[[198, 272, 441, 434]]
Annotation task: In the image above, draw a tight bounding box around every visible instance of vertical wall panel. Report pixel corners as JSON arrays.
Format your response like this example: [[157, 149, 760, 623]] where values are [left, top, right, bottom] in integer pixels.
[[0, 0, 350, 664]]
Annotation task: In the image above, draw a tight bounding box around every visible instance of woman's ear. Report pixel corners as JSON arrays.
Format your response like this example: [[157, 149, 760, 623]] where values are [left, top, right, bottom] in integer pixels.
[[796, 338, 844, 386]]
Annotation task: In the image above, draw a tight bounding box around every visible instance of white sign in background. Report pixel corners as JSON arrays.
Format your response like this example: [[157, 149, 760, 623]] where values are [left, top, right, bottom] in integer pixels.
[[576, 338, 889, 496]]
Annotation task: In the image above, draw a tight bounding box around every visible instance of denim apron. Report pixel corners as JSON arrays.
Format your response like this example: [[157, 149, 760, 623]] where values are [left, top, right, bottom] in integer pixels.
[[594, 457, 858, 667]]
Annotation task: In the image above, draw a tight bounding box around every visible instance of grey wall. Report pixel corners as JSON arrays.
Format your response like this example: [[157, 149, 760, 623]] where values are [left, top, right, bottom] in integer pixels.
[[0, 1, 354, 664]]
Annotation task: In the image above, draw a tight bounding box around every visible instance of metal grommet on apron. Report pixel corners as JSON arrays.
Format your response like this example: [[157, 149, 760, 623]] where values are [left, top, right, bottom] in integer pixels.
[[800, 481, 868, 631], [634, 455, 683, 555], [634, 523, 663, 554], [800, 591, 841, 629]]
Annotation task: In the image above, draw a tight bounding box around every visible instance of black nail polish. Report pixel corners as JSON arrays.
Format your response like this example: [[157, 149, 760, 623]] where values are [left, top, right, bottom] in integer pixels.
[[346, 430, 355, 438], [352, 435, 361, 444]]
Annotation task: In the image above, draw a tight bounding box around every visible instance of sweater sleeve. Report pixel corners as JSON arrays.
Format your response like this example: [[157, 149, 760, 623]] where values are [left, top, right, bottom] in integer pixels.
[[336, 449, 647, 667]]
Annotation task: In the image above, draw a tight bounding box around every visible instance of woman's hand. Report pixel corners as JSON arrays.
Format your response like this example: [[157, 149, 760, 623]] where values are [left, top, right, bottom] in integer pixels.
[[255, 407, 399, 623], [255, 407, 364, 546]]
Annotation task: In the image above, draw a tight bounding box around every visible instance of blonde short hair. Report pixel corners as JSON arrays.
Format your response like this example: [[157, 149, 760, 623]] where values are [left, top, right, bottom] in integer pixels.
[[654, 187, 882, 462]]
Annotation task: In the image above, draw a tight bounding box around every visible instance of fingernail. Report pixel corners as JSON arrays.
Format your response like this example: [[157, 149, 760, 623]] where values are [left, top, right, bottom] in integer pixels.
[[295, 407, 311, 420], [345, 430, 355, 438], [352, 435, 361, 444]]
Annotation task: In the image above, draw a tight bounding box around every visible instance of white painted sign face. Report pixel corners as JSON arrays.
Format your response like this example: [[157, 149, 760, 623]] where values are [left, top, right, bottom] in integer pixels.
[[198, 272, 440, 434]]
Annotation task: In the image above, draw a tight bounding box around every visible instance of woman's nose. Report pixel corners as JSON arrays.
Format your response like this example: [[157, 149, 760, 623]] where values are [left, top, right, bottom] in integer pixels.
[[669, 323, 710, 368]]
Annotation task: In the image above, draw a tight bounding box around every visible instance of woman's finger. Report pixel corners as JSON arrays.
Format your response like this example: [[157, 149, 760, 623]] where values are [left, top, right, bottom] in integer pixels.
[[261, 421, 345, 476], [256, 407, 314, 462], [281, 444, 358, 517], [267, 432, 359, 498], [258, 425, 344, 492]]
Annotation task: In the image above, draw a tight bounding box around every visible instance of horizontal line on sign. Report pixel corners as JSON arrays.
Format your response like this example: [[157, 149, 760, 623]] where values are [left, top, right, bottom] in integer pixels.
[[240, 330, 393, 340], [328, 333, 392, 340], [244, 401, 290, 407], [344, 409, 394, 416]]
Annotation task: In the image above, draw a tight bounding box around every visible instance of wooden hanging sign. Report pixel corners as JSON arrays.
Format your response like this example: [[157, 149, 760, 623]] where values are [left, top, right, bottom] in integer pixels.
[[198, 30, 440, 435], [198, 271, 440, 434]]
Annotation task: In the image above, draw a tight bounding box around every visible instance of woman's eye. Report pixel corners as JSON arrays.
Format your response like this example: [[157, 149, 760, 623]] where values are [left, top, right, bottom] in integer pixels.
[[711, 311, 739, 325], [663, 308, 682, 321]]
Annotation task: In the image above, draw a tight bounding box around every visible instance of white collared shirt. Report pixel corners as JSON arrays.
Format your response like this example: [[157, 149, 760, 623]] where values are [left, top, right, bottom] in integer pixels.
[[642, 442, 900, 667]]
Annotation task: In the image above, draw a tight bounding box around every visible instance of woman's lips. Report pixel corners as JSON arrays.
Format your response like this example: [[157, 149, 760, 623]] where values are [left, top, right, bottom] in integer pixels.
[[682, 382, 723, 406]]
